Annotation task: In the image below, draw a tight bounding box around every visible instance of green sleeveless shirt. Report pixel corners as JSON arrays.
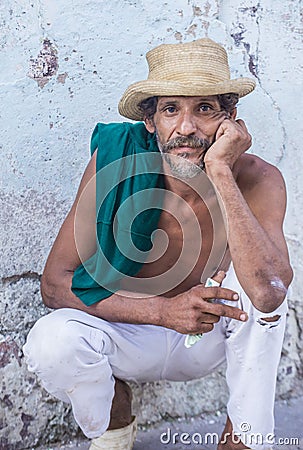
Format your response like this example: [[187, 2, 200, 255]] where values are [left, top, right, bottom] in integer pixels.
[[71, 122, 164, 305]]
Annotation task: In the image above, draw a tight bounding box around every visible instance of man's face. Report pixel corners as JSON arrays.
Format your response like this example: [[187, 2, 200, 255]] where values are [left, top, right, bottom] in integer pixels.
[[145, 96, 231, 178]]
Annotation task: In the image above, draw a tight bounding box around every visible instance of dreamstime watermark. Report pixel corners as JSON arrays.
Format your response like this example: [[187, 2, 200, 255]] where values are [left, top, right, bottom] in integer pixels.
[[159, 424, 301, 447]]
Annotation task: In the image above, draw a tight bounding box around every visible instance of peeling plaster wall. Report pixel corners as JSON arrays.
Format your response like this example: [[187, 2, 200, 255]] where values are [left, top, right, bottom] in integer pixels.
[[0, 0, 302, 448]]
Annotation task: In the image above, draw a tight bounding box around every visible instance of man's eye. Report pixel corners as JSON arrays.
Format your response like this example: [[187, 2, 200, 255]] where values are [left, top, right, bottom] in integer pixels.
[[200, 104, 212, 112], [164, 106, 177, 114]]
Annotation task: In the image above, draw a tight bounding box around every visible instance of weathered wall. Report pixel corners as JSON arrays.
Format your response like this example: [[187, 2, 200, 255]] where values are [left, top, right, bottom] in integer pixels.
[[0, 0, 302, 448]]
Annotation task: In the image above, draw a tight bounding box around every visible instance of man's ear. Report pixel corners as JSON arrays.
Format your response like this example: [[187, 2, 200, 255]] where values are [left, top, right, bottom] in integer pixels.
[[144, 117, 156, 133], [230, 107, 237, 120]]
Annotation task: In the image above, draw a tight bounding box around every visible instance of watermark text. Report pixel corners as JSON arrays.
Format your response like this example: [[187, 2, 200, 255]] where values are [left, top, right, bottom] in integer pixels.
[[160, 426, 300, 446]]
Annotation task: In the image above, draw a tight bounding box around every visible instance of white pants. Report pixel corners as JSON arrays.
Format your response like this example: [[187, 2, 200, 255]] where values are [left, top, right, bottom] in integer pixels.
[[23, 266, 288, 449]]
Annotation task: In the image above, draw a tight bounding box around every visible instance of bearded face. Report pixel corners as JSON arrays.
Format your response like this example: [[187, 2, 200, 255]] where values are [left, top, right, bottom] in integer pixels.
[[156, 133, 212, 179], [143, 96, 229, 178]]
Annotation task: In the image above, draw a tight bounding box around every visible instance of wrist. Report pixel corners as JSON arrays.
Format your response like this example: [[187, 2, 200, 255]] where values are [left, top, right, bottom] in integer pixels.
[[156, 295, 170, 327], [204, 160, 233, 180]]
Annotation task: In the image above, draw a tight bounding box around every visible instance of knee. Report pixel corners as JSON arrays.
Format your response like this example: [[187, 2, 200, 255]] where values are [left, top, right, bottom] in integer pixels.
[[257, 314, 282, 329], [254, 298, 288, 330], [23, 310, 83, 374]]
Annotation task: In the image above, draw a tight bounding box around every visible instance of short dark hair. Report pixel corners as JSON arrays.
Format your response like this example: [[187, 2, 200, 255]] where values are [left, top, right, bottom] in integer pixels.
[[139, 96, 159, 121], [139, 93, 239, 120], [218, 93, 239, 113]]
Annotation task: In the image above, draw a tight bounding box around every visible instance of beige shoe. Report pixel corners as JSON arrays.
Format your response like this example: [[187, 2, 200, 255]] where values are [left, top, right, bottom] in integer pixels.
[[89, 416, 137, 450]]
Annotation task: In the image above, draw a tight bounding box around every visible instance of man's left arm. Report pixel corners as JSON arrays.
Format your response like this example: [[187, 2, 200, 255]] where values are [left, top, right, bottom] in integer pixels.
[[204, 118, 293, 313]]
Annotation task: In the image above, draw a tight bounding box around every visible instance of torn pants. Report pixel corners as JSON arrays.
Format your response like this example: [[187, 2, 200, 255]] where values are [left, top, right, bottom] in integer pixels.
[[23, 264, 288, 449]]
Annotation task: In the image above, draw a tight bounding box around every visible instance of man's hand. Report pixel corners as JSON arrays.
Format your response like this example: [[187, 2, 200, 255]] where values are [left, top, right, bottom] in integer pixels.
[[159, 271, 248, 335], [204, 118, 252, 170]]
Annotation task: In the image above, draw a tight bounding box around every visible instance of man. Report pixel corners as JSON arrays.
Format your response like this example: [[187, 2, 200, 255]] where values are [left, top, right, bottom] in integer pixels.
[[23, 38, 293, 450]]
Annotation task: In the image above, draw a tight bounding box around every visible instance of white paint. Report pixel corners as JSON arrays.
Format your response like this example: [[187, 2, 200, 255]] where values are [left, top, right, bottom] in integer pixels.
[[270, 277, 288, 295]]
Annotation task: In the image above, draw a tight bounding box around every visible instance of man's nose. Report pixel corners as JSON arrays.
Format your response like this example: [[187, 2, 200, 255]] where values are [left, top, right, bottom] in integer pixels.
[[176, 112, 198, 136]]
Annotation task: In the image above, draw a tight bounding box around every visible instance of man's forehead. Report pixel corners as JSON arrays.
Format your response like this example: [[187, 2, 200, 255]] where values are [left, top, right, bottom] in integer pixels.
[[157, 95, 219, 104]]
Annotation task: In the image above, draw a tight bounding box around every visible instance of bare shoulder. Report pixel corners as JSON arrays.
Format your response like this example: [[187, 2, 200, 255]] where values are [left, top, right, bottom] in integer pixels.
[[235, 153, 288, 222], [235, 153, 286, 196]]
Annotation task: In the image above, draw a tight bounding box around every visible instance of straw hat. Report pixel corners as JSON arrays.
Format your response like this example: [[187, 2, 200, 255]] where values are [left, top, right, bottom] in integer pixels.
[[118, 38, 256, 121]]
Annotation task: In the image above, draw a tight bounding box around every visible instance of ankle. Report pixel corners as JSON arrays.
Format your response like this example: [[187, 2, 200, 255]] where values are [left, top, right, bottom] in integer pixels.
[[218, 416, 250, 450], [108, 416, 133, 430], [108, 379, 132, 430], [89, 417, 137, 450]]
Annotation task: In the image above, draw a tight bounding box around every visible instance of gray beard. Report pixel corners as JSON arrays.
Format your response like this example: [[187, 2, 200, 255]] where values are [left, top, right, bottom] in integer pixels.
[[156, 134, 211, 179]]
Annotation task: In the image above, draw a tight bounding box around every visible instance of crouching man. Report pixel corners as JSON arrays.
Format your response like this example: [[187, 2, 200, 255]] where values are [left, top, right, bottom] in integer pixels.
[[23, 38, 293, 450]]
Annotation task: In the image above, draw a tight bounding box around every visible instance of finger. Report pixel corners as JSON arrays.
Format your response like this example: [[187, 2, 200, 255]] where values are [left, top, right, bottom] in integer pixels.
[[235, 118, 248, 131], [211, 271, 226, 285], [198, 313, 221, 324], [216, 115, 240, 139], [193, 285, 239, 301], [215, 122, 226, 140], [198, 323, 214, 334], [205, 302, 248, 322]]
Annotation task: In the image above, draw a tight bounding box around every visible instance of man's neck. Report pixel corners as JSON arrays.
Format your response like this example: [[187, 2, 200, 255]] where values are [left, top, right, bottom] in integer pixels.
[[163, 169, 213, 206]]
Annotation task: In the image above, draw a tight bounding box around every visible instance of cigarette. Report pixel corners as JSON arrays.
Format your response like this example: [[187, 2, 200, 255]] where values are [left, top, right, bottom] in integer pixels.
[[184, 277, 220, 348]]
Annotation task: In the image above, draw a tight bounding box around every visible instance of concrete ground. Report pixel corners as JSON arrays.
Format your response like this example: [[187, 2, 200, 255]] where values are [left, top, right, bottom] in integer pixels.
[[36, 397, 302, 450]]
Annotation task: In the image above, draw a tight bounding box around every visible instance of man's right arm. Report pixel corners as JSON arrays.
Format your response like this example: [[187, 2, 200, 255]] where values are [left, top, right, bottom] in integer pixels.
[[41, 151, 247, 334]]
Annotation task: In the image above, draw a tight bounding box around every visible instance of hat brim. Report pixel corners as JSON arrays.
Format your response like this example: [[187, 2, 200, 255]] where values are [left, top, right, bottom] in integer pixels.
[[118, 78, 256, 121]]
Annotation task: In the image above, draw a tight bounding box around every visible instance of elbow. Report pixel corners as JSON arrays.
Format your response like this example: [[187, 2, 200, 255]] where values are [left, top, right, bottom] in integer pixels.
[[251, 268, 293, 314], [251, 289, 286, 314], [40, 273, 58, 309]]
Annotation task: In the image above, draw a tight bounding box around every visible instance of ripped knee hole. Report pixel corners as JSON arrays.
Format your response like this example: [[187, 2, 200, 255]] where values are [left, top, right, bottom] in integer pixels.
[[260, 315, 280, 322], [257, 315, 281, 329]]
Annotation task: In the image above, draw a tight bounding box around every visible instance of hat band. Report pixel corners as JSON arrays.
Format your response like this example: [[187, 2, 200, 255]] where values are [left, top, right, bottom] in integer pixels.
[[148, 73, 231, 84]]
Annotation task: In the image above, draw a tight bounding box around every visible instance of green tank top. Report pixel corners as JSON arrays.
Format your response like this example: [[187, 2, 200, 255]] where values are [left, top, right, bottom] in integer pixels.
[[71, 122, 164, 305]]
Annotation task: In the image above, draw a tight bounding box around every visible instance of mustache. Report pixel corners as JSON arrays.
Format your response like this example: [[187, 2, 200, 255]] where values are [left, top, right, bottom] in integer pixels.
[[161, 135, 211, 153]]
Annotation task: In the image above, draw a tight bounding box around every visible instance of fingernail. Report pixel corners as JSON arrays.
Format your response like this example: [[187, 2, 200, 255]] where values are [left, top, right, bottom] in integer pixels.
[[240, 313, 247, 321], [233, 293, 239, 300]]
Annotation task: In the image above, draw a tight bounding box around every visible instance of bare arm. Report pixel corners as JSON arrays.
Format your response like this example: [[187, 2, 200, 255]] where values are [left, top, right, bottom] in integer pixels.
[[204, 118, 293, 312], [42, 151, 248, 333]]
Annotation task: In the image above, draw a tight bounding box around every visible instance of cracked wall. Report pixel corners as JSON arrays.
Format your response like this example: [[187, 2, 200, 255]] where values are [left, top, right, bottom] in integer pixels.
[[1, 0, 302, 448]]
